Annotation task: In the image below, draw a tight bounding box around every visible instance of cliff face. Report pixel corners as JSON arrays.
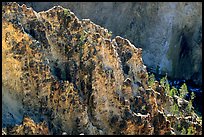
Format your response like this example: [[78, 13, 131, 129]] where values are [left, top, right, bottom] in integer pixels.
[[2, 116, 49, 135], [15, 2, 202, 86], [2, 2, 202, 135]]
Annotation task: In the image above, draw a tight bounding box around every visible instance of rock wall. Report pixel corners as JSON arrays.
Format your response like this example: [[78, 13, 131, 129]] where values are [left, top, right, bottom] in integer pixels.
[[2, 116, 49, 135], [2, 2, 202, 135], [14, 2, 202, 86]]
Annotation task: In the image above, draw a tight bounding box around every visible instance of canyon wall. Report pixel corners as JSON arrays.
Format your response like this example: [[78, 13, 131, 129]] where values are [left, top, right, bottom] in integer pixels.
[[15, 2, 202, 86], [2, 2, 202, 135]]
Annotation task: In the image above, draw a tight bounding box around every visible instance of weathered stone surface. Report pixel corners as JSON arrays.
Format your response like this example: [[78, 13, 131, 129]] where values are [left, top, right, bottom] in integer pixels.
[[13, 2, 202, 86], [3, 116, 49, 135], [2, 2, 202, 135]]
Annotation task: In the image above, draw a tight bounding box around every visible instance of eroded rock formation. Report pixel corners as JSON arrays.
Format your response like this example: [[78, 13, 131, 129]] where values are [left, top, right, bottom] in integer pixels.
[[2, 2, 202, 135], [2, 116, 49, 135], [13, 2, 202, 86]]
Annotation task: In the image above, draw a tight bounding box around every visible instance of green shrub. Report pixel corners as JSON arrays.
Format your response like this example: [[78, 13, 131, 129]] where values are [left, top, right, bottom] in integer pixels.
[[190, 92, 195, 101], [64, 8, 70, 16], [187, 126, 195, 135], [160, 74, 170, 94], [179, 83, 188, 99], [148, 73, 155, 87], [169, 86, 178, 97], [160, 75, 166, 87], [186, 100, 193, 113], [181, 127, 186, 135], [171, 103, 179, 116], [165, 82, 170, 95]]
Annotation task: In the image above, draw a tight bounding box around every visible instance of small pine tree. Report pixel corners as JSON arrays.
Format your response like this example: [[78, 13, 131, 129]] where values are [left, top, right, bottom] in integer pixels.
[[169, 88, 174, 97], [171, 103, 179, 116], [165, 82, 170, 95], [160, 74, 170, 94], [148, 73, 155, 87], [190, 92, 195, 101], [179, 83, 188, 99], [160, 74, 167, 87], [169, 86, 178, 97], [186, 92, 196, 114], [186, 100, 193, 113]]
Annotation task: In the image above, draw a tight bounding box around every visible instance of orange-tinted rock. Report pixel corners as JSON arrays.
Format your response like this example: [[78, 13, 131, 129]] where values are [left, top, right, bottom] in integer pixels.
[[2, 2, 202, 135]]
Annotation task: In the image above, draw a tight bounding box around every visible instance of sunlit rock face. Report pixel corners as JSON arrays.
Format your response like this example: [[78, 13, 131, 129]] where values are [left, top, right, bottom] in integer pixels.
[[2, 116, 49, 135], [13, 2, 202, 86], [2, 2, 202, 135]]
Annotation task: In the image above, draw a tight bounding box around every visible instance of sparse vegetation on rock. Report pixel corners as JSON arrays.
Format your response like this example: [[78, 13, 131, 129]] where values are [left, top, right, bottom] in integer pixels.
[[2, 2, 202, 135]]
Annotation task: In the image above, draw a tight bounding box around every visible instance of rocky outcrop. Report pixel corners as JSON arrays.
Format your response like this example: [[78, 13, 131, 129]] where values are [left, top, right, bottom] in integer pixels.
[[13, 2, 202, 86], [2, 2, 202, 135], [2, 116, 49, 135]]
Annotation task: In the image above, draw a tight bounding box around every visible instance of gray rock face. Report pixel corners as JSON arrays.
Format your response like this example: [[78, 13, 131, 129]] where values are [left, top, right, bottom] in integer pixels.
[[14, 2, 202, 85]]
